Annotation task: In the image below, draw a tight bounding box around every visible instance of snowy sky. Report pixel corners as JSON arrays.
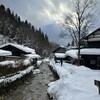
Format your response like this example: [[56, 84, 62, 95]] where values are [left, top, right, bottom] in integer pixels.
[[0, 0, 100, 45]]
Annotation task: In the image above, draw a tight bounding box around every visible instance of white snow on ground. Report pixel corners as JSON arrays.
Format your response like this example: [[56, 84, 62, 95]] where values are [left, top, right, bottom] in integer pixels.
[[48, 59, 100, 100], [0, 66, 34, 84], [0, 49, 12, 56]]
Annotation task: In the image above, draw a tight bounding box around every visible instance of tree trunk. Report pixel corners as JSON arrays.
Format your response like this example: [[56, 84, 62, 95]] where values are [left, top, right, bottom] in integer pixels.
[[78, 17, 81, 66], [78, 44, 80, 66]]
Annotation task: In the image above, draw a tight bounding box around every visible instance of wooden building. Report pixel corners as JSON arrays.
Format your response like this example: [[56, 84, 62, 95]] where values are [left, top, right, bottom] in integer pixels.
[[80, 49, 100, 69], [85, 28, 100, 48], [81, 28, 100, 69], [52, 46, 78, 63], [52, 46, 67, 63], [52, 46, 66, 54]]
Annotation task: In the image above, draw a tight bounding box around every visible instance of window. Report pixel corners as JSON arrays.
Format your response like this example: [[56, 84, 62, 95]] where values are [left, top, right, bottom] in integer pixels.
[[90, 60, 95, 65], [97, 57, 100, 66]]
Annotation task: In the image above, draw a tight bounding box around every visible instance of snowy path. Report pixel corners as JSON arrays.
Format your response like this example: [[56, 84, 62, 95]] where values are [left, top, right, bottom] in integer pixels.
[[4, 63, 56, 100]]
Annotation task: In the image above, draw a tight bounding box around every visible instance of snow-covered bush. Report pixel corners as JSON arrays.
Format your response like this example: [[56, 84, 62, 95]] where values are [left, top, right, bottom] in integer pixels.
[[0, 61, 16, 68], [0, 58, 33, 77]]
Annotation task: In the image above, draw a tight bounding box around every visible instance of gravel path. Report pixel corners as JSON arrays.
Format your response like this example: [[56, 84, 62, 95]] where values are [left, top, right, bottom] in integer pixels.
[[4, 63, 55, 100]]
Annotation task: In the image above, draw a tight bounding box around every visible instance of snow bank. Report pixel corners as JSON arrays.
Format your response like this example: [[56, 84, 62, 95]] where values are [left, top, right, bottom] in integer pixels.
[[48, 59, 100, 100]]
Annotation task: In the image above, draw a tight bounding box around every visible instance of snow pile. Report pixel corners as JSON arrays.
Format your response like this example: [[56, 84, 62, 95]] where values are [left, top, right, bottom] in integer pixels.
[[33, 69, 40, 75], [37, 60, 42, 66], [0, 66, 34, 84], [48, 59, 100, 100], [0, 49, 12, 56], [23, 59, 31, 66], [43, 58, 50, 63], [0, 60, 16, 68]]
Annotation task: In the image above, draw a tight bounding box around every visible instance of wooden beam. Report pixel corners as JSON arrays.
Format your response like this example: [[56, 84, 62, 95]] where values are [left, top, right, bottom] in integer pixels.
[[94, 80, 100, 95]]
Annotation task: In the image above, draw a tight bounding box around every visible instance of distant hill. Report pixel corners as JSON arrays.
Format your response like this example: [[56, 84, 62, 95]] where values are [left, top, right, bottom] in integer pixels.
[[0, 4, 59, 56]]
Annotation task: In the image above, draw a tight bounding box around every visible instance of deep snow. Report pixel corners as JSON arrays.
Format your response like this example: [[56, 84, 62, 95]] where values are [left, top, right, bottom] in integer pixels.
[[48, 59, 100, 100]]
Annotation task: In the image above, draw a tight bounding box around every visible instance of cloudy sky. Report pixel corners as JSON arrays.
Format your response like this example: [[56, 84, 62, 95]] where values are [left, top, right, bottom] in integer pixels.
[[0, 0, 72, 27], [0, 0, 100, 45]]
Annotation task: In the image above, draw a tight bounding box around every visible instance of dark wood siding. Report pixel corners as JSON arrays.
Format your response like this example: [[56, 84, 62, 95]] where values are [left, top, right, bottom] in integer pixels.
[[88, 41, 100, 48], [81, 55, 100, 69], [52, 47, 66, 53]]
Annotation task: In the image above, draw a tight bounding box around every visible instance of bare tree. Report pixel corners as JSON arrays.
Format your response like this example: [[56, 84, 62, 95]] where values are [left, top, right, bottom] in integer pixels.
[[62, 0, 96, 65]]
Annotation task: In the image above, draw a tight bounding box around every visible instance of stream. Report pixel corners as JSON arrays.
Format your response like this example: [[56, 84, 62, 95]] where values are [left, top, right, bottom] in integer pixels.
[[3, 63, 56, 100]]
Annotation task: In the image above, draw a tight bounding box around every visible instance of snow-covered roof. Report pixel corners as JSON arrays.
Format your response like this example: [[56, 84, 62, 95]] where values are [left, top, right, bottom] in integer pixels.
[[65, 49, 78, 59], [0, 43, 35, 54], [80, 48, 100, 55], [55, 53, 66, 58], [65, 48, 100, 58], [67, 46, 78, 50], [0, 49, 12, 56], [85, 28, 100, 38]]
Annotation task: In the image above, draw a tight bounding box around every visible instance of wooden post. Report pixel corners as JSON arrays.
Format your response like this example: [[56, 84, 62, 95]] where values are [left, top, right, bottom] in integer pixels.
[[94, 80, 100, 95]]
